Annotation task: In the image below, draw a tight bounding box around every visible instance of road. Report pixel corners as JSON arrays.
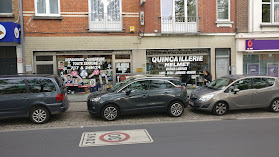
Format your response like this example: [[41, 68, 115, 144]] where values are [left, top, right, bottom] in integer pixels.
[[1, 118, 278, 157]]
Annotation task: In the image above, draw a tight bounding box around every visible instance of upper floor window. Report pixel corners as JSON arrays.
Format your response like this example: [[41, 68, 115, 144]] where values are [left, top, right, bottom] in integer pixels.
[[262, 0, 279, 23], [217, 0, 230, 21], [161, 0, 197, 33], [0, 0, 12, 13], [35, 0, 60, 16], [89, 0, 122, 32]]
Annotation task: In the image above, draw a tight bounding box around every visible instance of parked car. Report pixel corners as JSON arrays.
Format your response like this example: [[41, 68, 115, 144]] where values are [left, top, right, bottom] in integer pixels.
[[189, 75, 279, 115], [87, 77, 188, 121], [0, 74, 69, 124]]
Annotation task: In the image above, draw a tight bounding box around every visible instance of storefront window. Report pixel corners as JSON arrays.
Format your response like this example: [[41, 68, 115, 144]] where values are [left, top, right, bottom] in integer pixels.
[[146, 49, 210, 85], [57, 55, 112, 94], [243, 54, 279, 77]]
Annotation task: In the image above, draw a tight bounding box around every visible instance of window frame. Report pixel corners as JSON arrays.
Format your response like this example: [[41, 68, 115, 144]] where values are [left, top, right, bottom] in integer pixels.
[[88, 0, 123, 32], [0, 0, 12, 14], [216, 0, 230, 21], [262, 0, 279, 23], [34, 0, 61, 16]]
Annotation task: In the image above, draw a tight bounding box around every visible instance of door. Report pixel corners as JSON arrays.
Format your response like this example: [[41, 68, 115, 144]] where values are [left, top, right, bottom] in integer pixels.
[[116, 80, 150, 111], [148, 80, 175, 108], [227, 78, 253, 109], [0, 79, 30, 118], [251, 78, 272, 108], [216, 49, 230, 78]]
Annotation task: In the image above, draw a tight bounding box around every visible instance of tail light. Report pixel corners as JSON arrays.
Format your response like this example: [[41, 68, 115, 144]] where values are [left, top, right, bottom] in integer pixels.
[[56, 93, 65, 101], [177, 86, 186, 90]]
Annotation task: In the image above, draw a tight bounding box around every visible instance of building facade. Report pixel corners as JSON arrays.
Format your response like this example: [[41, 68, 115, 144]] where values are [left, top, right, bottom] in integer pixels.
[[0, 0, 23, 75], [236, 0, 279, 77], [21, 0, 237, 90]]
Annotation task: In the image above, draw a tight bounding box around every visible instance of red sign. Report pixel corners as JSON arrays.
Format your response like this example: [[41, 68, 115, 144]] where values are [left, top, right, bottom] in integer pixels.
[[99, 132, 130, 142], [17, 57, 23, 63]]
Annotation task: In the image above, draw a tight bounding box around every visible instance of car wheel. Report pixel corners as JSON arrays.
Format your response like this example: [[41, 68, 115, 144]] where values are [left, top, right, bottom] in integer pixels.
[[213, 102, 228, 116], [269, 99, 279, 112], [168, 101, 184, 117], [101, 105, 119, 121], [29, 106, 50, 124]]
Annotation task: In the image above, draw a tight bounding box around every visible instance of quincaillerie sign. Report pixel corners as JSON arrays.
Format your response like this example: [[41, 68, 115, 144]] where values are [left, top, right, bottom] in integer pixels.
[[152, 56, 203, 75]]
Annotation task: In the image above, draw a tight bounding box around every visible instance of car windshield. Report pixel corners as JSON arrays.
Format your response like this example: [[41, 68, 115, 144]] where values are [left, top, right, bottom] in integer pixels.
[[109, 77, 135, 92], [206, 77, 234, 90]]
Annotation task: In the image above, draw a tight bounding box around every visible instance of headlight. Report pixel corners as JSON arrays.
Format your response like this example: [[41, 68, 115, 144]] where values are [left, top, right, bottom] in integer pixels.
[[199, 94, 214, 102], [91, 97, 101, 102]]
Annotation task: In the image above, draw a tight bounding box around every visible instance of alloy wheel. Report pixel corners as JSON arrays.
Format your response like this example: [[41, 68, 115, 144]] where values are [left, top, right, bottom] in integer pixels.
[[32, 108, 47, 123], [272, 100, 279, 112], [170, 102, 183, 117], [103, 106, 118, 121], [215, 103, 227, 115]]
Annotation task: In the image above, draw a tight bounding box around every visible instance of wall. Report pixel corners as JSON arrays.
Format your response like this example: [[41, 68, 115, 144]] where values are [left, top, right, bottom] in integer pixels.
[[236, 0, 248, 33]]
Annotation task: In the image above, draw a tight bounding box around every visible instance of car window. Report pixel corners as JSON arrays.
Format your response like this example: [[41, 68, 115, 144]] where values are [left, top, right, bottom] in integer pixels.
[[0, 79, 26, 95], [150, 80, 166, 89], [253, 78, 268, 89], [230, 78, 252, 92], [264, 78, 275, 86], [169, 79, 181, 86], [166, 81, 176, 88], [27, 79, 56, 93], [122, 80, 149, 93], [207, 77, 234, 90]]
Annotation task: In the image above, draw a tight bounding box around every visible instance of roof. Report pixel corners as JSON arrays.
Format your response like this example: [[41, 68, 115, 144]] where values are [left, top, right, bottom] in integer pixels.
[[221, 74, 277, 80]]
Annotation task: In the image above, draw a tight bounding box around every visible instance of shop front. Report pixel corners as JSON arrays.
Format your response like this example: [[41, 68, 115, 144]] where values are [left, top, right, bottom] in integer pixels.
[[146, 49, 210, 86], [0, 22, 22, 75], [33, 50, 131, 94], [244, 40, 279, 77]]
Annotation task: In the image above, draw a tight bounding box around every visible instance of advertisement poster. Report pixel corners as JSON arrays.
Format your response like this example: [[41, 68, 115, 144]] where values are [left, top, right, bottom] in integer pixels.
[[247, 63, 260, 75], [267, 63, 279, 77]]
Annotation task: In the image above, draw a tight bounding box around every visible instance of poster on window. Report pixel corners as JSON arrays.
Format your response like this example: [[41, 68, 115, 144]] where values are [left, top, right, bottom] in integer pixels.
[[247, 63, 260, 75], [267, 63, 279, 77]]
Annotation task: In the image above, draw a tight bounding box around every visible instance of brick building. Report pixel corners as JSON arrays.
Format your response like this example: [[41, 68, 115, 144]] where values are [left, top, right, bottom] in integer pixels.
[[0, 0, 23, 75], [21, 0, 238, 90]]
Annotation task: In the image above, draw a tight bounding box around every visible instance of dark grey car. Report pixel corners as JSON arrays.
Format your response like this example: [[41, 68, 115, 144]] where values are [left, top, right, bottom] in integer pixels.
[[87, 77, 188, 121], [189, 75, 279, 115], [0, 74, 69, 124]]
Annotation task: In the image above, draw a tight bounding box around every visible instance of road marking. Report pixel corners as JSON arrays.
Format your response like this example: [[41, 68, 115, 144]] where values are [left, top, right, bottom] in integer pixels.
[[79, 129, 153, 147]]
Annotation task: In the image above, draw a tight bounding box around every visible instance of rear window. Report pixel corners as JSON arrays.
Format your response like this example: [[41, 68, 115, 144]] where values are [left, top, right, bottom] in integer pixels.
[[0, 79, 26, 95], [27, 79, 56, 93], [264, 78, 275, 86], [54, 76, 64, 88]]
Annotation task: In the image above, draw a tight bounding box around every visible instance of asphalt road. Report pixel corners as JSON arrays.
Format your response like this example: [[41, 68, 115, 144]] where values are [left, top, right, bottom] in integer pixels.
[[1, 118, 279, 157]]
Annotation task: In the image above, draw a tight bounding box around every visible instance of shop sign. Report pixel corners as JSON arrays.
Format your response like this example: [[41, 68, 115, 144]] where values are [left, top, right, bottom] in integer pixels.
[[151, 56, 203, 75], [116, 63, 130, 73], [246, 40, 279, 51], [0, 22, 20, 43], [64, 57, 105, 70], [136, 68, 143, 73]]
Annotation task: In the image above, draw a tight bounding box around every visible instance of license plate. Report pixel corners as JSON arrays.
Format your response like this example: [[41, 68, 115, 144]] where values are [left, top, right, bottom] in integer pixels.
[[189, 101, 194, 105]]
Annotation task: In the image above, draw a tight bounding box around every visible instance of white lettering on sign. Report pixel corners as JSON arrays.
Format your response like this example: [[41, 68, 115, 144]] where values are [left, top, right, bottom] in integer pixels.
[[152, 56, 203, 63], [79, 129, 153, 147]]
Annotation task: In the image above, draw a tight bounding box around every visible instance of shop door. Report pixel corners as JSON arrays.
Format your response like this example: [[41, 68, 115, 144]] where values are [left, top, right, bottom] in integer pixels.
[[0, 47, 17, 75], [216, 49, 230, 79]]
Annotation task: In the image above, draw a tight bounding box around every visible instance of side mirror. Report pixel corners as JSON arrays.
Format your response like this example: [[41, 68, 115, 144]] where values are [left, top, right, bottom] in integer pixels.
[[233, 88, 240, 94], [125, 89, 132, 95]]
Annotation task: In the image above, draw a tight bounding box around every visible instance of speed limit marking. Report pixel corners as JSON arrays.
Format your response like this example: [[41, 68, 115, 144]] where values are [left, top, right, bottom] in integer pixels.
[[79, 129, 153, 147]]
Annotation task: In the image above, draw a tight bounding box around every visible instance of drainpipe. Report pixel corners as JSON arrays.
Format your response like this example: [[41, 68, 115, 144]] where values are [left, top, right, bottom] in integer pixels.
[[248, 0, 253, 33], [19, 0, 26, 73]]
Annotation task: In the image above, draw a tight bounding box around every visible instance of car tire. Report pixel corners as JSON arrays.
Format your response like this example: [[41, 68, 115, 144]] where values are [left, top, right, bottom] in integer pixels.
[[212, 102, 228, 116], [101, 104, 119, 121], [269, 99, 279, 112], [168, 101, 184, 117], [29, 106, 50, 124]]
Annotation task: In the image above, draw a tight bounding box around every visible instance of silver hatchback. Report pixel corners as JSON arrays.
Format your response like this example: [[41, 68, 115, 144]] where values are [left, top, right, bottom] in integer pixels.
[[189, 75, 279, 115]]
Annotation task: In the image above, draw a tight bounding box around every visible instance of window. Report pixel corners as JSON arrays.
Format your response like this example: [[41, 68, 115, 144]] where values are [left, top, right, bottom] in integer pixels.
[[35, 0, 60, 16], [150, 80, 167, 90], [36, 56, 53, 61], [265, 78, 275, 86], [0, 79, 26, 95], [161, 0, 197, 33], [27, 79, 56, 93], [232, 78, 252, 91], [89, 0, 122, 31], [217, 0, 230, 21], [253, 78, 268, 89], [262, 0, 279, 23], [122, 81, 149, 93], [0, 0, 12, 13]]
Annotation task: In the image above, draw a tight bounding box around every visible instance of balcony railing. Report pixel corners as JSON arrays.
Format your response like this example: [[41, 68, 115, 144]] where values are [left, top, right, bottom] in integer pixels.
[[161, 16, 198, 33], [89, 13, 122, 32]]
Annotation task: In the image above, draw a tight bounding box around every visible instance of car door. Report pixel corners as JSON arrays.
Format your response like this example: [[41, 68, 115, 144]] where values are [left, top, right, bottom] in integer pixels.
[[0, 78, 30, 118], [148, 79, 175, 108], [227, 78, 253, 109], [115, 80, 150, 112], [251, 78, 273, 108]]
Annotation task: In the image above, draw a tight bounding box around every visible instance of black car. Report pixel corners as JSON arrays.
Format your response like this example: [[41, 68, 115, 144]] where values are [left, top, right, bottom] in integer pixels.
[[87, 77, 188, 121], [0, 74, 69, 124]]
